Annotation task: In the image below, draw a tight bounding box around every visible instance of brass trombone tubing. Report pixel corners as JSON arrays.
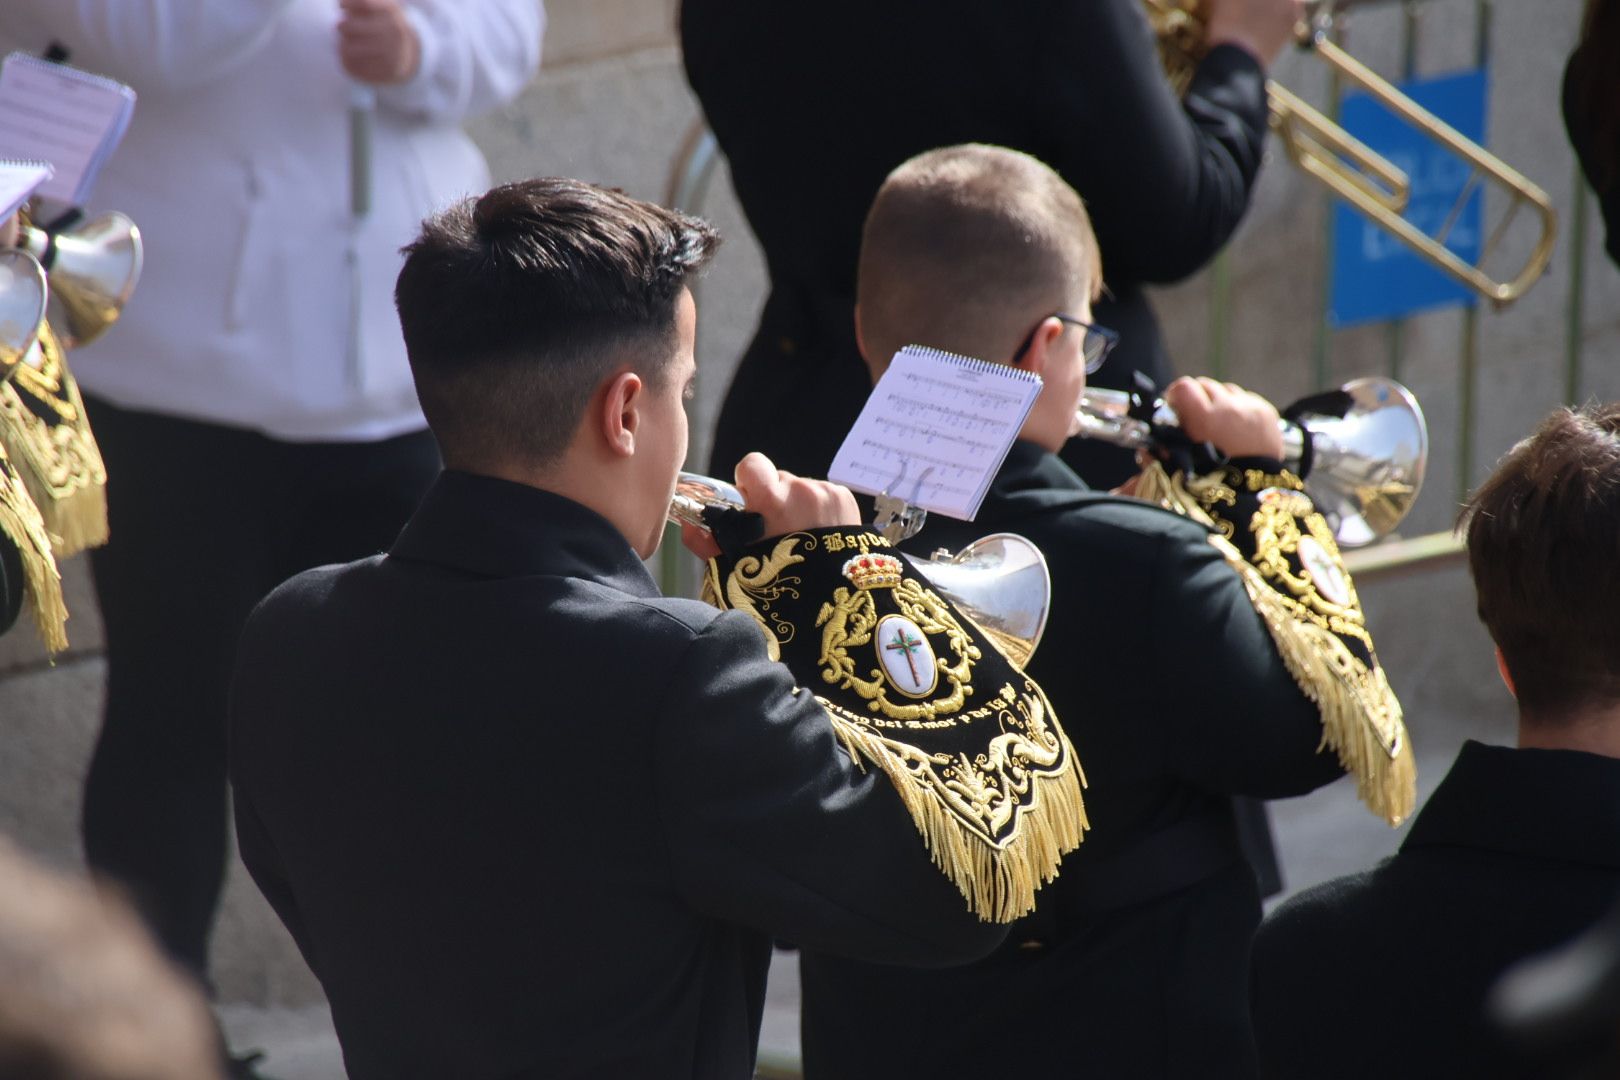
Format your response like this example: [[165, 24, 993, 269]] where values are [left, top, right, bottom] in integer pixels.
[[1269, 80, 1411, 214], [1293, 31, 1558, 308]]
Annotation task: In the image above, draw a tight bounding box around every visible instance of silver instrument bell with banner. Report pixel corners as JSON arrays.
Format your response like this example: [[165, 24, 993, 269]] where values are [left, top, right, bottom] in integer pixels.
[[670, 472, 1051, 666], [18, 211, 143, 348], [1075, 376, 1429, 548]]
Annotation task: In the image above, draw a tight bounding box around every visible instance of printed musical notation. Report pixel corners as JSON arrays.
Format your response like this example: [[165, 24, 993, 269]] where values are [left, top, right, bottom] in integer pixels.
[[829, 345, 1041, 522], [0, 53, 136, 207]]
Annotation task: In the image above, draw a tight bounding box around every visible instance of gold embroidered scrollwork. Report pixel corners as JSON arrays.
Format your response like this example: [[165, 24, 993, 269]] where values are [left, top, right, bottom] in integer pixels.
[[1132, 458, 1415, 825], [0, 322, 109, 557], [816, 577, 979, 721], [704, 529, 1087, 922]]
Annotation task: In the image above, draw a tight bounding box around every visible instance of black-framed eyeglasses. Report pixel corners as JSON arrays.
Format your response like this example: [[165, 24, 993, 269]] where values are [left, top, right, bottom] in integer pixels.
[[1011, 314, 1119, 375]]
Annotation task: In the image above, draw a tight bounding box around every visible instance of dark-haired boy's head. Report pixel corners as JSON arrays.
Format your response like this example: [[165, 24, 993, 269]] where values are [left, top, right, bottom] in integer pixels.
[[395, 178, 719, 473], [856, 144, 1104, 450], [1460, 404, 1620, 724]]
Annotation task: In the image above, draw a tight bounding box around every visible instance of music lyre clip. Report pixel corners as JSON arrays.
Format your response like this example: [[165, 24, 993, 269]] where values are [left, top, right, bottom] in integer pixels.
[[872, 459, 933, 544]]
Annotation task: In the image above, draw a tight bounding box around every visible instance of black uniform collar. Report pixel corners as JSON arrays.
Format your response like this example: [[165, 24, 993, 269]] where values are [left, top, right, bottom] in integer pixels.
[[390, 469, 660, 599], [1402, 739, 1620, 870], [991, 440, 1090, 499]]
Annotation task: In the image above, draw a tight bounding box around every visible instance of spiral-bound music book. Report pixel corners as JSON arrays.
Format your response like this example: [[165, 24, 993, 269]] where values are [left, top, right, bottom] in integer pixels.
[[0, 160, 52, 221], [0, 52, 136, 207], [829, 345, 1042, 521]]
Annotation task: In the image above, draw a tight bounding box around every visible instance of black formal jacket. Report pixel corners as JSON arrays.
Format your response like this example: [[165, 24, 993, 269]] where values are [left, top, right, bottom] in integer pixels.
[[1252, 741, 1620, 1080], [681, 0, 1271, 488], [0, 537, 20, 638], [228, 471, 1004, 1080], [799, 443, 1344, 1080], [1563, 39, 1620, 268]]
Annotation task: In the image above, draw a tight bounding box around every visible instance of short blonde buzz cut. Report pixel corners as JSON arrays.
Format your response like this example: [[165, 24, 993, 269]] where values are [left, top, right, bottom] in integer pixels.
[[856, 143, 1104, 373]]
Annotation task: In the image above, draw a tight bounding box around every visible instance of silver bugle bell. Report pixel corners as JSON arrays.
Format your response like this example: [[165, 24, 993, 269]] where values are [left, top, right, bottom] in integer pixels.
[[18, 212, 143, 348], [671, 472, 1051, 667], [1075, 376, 1429, 548], [0, 249, 48, 381]]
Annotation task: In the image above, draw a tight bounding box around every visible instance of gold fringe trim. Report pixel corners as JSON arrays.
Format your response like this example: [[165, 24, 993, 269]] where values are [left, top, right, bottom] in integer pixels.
[[0, 464, 68, 653], [822, 709, 1088, 923], [1132, 461, 1416, 826], [1213, 539, 1416, 824], [0, 324, 110, 557]]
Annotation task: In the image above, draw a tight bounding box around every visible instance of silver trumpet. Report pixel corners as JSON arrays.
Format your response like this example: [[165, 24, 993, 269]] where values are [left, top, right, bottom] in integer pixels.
[[1076, 377, 1429, 548], [18, 212, 143, 348], [671, 473, 1051, 667], [0, 249, 49, 381]]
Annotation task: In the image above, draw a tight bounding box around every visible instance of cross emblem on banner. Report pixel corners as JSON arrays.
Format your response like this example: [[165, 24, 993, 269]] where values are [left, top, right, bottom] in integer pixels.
[[885, 624, 926, 684]]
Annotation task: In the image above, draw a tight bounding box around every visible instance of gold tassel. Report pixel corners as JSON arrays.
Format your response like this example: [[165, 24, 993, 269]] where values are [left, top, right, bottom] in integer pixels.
[[1211, 533, 1415, 824], [0, 459, 68, 653], [0, 323, 109, 558], [823, 709, 1087, 924], [1129, 461, 1416, 825]]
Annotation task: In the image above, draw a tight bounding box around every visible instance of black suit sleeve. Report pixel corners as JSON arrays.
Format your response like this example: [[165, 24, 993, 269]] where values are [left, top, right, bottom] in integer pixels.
[[232, 788, 316, 966], [652, 611, 1007, 966], [1153, 532, 1344, 798], [1026, 0, 1270, 284]]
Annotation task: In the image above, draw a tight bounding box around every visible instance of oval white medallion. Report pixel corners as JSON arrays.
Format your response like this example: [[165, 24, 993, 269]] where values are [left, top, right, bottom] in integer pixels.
[[1297, 535, 1351, 607], [875, 614, 939, 698]]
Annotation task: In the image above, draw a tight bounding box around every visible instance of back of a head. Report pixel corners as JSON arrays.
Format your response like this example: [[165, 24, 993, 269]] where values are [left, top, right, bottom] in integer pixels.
[[0, 838, 219, 1080], [394, 177, 719, 471], [1461, 403, 1620, 722], [856, 144, 1102, 370]]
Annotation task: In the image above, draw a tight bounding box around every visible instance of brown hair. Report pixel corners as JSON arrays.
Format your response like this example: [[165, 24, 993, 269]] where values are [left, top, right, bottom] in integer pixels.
[[1459, 403, 1620, 722], [0, 838, 219, 1080], [856, 144, 1103, 371], [395, 177, 720, 469]]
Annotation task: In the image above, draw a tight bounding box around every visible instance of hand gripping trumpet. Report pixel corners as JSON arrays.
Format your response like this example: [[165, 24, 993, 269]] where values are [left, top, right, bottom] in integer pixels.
[[1075, 377, 1429, 548], [670, 473, 1051, 667]]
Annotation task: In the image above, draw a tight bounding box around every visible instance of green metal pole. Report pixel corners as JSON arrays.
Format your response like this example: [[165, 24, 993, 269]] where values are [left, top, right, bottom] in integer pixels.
[[1458, 307, 1478, 502], [1565, 177, 1590, 405], [1313, 19, 1346, 390], [1457, 0, 1491, 503], [1386, 1, 1421, 382]]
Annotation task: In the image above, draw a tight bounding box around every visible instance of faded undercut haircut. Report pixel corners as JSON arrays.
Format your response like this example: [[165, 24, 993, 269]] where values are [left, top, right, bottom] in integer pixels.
[[395, 178, 720, 469], [857, 144, 1103, 371], [1459, 403, 1620, 722]]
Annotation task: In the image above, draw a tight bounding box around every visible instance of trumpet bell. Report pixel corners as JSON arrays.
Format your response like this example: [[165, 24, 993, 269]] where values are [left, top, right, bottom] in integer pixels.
[[909, 534, 1049, 669], [0, 249, 48, 380], [21, 212, 143, 348], [1296, 377, 1428, 548], [670, 472, 1052, 666]]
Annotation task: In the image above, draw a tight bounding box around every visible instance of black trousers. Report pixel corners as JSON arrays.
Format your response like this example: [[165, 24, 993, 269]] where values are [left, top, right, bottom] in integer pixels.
[[80, 395, 440, 982]]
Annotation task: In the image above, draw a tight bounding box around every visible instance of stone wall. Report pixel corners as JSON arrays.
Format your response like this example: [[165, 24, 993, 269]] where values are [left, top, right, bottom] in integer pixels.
[[0, 0, 1599, 1007]]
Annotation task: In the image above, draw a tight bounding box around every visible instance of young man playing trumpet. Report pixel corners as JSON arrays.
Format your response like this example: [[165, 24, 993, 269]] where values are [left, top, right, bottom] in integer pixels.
[[798, 144, 1407, 1078], [225, 177, 1080, 1079]]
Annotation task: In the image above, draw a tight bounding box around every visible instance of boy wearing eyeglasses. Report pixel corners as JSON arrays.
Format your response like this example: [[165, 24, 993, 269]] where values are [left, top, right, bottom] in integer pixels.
[[797, 143, 1361, 1079]]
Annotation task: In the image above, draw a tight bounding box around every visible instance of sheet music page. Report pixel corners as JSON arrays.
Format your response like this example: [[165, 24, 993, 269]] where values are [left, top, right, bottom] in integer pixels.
[[829, 345, 1042, 522], [0, 160, 52, 221], [0, 53, 136, 206]]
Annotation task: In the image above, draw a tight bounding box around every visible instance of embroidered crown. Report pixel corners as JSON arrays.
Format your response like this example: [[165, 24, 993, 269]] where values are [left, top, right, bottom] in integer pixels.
[[841, 552, 904, 590]]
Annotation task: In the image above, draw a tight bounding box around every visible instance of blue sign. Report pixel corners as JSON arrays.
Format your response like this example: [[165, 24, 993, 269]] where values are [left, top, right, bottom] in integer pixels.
[[1329, 67, 1488, 327]]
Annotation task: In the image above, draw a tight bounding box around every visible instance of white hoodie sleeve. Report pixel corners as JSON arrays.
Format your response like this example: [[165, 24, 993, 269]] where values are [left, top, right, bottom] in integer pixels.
[[375, 0, 543, 123], [0, 0, 296, 92]]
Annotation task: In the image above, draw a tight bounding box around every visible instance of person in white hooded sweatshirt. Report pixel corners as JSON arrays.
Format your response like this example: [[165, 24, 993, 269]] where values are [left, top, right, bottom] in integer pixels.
[[0, 0, 543, 1053]]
